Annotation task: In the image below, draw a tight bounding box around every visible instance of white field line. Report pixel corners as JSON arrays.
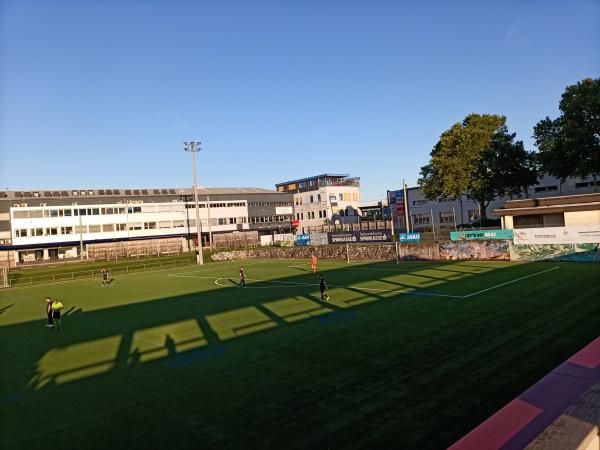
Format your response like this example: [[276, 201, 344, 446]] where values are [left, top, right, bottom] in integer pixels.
[[462, 266, 560, 298], [134, 335, 163, 347], [3, 258, 278, 291], [214, 277, 316, 289], [287, 263, 447, 273], [212, 276, 462, 298], [341, 285, 464, 298]]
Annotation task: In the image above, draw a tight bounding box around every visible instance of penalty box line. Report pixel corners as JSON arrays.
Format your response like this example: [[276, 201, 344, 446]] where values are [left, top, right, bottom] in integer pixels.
[[462, 266, 560, 299]]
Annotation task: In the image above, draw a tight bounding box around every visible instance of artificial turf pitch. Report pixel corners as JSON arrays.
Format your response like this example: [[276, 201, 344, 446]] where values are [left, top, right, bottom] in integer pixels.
[[1, 259, 599, 449]]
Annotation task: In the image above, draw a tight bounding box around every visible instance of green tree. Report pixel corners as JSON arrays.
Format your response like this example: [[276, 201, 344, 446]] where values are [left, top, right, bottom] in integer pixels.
[[533, 78, 600, 187], [419, 114, 538, 220]]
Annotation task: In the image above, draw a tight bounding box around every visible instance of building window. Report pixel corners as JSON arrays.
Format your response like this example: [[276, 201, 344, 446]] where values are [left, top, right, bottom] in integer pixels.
[[575, 181, 600, 189], [413, 214, 429, 225], [61, 226, 74, 235], [116, 224, 127, 231], [534, 186, 558, 193], [144, 222, 157, 229], [439, 212, 454, 224], [15, 229, 28, 237], [32, 228, 44, 236], [88, 225, 101, 233], [310, 195, 314, 203], [12, 211, 28, 219], [47, 228, 58, 235], [102, 224, 115, 232], [339, 193, 344, 201]]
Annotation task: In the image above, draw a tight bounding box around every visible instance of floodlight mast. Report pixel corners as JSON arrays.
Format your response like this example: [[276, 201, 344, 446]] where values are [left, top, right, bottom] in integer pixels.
[[184, 141, 204, 265]]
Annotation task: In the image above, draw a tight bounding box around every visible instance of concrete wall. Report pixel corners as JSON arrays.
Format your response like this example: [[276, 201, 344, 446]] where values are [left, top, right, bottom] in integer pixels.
[[565, 210, 600, 227]]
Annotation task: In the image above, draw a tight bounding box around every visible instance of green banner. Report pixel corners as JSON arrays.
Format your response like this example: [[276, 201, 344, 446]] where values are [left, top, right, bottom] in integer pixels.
[[450, 229, 513, 241]]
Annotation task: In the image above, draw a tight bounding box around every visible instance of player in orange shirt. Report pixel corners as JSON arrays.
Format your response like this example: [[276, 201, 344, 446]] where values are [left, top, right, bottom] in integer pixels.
[[311, 253, 317, 273]]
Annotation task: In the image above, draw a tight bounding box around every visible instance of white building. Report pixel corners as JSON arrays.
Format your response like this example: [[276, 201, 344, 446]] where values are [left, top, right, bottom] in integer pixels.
[[0, 187, 293, 264], [394, 174, 600, 230], [275, 174, 361, 234]]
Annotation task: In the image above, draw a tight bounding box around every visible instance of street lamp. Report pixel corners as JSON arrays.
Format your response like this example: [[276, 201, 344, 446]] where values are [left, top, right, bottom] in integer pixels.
[[184, 141, 204, 265]]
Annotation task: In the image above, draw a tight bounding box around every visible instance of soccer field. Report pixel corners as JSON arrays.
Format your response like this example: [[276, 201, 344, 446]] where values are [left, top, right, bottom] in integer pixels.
[[1, 259, 599, 449]]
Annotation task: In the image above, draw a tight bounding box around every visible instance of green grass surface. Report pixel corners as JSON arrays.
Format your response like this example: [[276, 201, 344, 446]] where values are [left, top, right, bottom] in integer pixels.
[[1, 259, 599, 449]]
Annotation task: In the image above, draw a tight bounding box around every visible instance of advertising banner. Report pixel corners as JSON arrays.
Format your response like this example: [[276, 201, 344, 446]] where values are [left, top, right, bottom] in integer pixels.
[[388, 190, 405, 217], [513, 226, 600, 245], [399, 232, 421, 242], [295, 234, 311, 246], [450, 229, 513, 241], [275, 206, 293, 215], [327, 230, 392, 244], [309, 232, 329, 246], [358, 230, 393, 242]]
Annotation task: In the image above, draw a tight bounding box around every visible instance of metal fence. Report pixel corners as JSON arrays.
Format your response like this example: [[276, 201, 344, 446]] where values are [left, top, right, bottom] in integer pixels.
[[8, 258, 193, 287]]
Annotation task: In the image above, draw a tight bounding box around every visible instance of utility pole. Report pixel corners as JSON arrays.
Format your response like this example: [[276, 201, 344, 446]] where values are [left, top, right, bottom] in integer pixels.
[[184, 141, 204, 265]]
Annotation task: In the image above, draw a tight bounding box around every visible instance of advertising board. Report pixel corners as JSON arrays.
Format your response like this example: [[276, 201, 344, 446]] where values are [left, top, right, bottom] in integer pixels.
[[295, 234, 311, 245], [399, 232, 421, 242], [327, 230, 392, 244], [513, 226, 600, 245], [450, 229, 513, 241]]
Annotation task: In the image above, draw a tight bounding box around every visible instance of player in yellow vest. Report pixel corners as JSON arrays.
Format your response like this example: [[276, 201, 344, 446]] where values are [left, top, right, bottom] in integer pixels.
[[51, 299, 65, 330]]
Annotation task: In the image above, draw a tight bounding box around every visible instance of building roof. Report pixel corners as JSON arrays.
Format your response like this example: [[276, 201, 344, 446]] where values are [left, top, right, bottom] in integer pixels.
[[275, 174, 351, 186], [493, 193, 600, 216], [0, 187, 280, 200]]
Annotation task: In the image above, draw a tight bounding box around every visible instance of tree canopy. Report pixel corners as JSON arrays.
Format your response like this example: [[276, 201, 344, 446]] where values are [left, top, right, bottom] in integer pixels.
[[533, 78, 600, 182], [419, 114, 538, 219]]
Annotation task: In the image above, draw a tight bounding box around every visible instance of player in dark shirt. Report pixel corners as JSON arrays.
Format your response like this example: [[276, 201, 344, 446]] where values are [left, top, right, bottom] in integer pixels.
[[319, 274, 329, 302], [101, 268, 109, 286], [239, 267, 246, 287]]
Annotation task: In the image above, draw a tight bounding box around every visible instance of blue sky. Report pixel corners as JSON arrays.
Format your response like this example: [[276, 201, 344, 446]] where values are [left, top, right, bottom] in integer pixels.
[[1, 0, 598, 202]]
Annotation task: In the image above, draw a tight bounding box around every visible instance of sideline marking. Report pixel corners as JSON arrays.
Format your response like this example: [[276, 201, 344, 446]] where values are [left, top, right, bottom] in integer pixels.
[[212, 277, 461, 298], [287, 263, 446, 273], [462, 266, 559, 298], [214, 277, 316, 289], [134, 335, 163, 347]]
